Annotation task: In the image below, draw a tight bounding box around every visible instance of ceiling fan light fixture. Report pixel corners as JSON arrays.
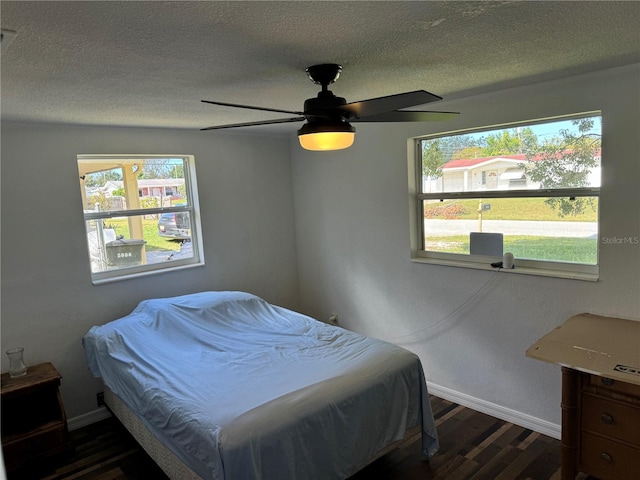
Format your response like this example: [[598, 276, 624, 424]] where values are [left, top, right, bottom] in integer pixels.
[[297, 121, 356, 151], [201, 64, 458, 139]]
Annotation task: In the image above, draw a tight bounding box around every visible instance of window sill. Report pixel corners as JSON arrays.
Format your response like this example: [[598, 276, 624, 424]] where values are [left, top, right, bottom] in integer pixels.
[[410, 255, 598, 282], [91, 260, 205, 285]]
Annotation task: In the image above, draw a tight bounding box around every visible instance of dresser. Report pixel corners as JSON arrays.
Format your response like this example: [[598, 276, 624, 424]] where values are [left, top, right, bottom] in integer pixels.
[[527, 313, 640, 480], [1, 362, 71, 473]]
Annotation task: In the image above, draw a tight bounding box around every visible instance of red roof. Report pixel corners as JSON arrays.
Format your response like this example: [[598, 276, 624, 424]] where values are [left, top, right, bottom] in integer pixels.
[[442, 149, 601, 170], [443, 154, 526, 169]]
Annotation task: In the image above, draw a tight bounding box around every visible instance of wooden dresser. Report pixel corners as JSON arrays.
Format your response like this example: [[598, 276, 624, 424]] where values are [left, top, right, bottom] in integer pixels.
[[562, 367, 640, 480], [1, 362, 71, 473], [527, 313, 640, 480]]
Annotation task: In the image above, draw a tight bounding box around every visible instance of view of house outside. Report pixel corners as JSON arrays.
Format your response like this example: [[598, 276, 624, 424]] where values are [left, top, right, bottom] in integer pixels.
[[79, 157, 195, 276], [420, 115, 601, 265]]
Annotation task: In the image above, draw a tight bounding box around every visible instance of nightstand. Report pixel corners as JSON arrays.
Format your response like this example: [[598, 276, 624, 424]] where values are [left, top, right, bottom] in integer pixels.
[[1, 362, 71, 473]]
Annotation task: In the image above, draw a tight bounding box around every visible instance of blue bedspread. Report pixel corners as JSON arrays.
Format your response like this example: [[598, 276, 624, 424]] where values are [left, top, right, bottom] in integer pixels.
[[83, 291, 438, 479]]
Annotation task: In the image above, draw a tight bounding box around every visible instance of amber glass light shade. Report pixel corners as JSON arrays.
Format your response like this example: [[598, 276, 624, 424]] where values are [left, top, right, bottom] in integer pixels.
[[298, 121, 355, 151]]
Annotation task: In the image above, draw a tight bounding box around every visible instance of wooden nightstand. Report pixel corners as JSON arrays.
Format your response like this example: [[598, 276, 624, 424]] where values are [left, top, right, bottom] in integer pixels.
[[1, 362, 71, 473]]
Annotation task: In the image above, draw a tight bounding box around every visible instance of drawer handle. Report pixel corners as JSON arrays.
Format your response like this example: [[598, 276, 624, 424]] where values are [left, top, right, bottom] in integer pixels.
[[601, 377, 614, 386], [600, 452, 613, 463], [601, 413, 614, 425]]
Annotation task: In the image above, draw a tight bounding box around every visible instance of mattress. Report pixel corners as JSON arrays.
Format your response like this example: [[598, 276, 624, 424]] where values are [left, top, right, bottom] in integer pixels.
[[104, 387, 201, 479], [83, 291, 438, 480], [104, 386, 421, 480]]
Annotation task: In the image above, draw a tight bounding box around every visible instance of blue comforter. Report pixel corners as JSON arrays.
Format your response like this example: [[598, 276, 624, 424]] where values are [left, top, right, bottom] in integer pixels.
[[83, 291, 438, 479]]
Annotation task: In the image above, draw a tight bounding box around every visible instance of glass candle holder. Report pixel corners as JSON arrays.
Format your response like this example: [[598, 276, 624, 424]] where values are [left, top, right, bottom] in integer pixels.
[[6, 347, 27, 377]]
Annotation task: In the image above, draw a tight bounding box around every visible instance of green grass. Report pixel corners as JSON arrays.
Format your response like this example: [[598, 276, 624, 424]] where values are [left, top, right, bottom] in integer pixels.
[[424, 197, 598, 222], [426, 235, 597, 264]]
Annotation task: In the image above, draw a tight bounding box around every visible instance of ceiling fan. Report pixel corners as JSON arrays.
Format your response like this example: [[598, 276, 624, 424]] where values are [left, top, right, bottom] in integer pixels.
[[201, 64, 458, 151]]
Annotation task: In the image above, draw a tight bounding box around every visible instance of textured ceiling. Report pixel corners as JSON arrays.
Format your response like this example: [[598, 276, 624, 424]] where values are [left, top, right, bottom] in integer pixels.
[[2, 1, 640, 132]]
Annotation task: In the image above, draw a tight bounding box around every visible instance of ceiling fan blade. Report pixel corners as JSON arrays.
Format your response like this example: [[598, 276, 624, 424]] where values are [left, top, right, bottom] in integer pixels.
[[201, 100, 304, 116], [350, 110, 459, 123], [201, 117, 305, 131], [339, 90, 443, 119]]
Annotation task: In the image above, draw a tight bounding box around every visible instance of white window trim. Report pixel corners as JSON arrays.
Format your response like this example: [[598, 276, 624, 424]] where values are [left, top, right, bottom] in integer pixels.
[[407, 122, 601, 281], [78, 154, 205, 284]]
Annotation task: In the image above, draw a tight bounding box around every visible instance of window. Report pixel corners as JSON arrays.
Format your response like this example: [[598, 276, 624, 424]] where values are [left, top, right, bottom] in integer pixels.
[[77, 155, 204, 284], [410, 113, 601, 280]]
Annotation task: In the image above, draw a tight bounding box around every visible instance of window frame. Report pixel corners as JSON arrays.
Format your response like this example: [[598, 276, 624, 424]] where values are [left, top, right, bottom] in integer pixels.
[[78, 154, 205, 284], [408, 113, 601, 281]]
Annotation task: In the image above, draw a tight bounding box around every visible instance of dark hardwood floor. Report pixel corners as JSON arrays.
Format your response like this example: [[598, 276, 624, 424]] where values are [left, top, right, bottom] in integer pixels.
[[8, 396, 565, 480]]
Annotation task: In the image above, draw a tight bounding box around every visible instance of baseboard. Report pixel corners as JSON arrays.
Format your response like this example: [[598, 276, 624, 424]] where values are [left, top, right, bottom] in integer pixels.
[[67, 406, 112, 431], [427, 382, 561, 440]]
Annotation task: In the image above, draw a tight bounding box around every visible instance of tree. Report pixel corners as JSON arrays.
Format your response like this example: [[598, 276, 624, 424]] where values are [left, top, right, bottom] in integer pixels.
[[87, 191, 116, 211], [439, 134, 485, 161], [421, 135, 490, 192], [139, 158, 184, 179], [523, 118, 600, 217], [422, 139, 446, 180], [422, 135, 486, 177], [452, 146, 485, 159], [139, 159, 167, 179], [83, 168, 122, 187], [483, 127, 538, 156]]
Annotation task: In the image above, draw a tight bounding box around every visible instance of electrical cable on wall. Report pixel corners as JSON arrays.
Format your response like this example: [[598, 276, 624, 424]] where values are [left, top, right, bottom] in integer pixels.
[[386, 269, 503, 345]]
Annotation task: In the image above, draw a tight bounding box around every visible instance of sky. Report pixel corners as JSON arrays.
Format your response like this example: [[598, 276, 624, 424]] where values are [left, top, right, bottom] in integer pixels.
[[465, 114, 602, 144]]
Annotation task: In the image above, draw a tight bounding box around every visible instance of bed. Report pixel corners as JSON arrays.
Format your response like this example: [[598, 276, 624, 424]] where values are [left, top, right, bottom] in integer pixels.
[[83, 291, 439, 480]]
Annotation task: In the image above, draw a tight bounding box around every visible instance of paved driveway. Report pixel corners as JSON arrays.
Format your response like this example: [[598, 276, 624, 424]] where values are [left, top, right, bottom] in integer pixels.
[[146, 241, 193, 264]]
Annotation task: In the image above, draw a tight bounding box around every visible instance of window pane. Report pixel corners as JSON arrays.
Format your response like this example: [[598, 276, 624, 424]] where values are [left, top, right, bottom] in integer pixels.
[[79, 157, 189, 212], [78, 154, 202, 283], [420, 116, 601, 194], [86, 213, 194, 274], [423, 197, 598, 264]]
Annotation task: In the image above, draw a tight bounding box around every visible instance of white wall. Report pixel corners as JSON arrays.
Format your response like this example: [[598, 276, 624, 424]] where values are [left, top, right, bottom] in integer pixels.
[[0, 123, 299, 418], [291, 65, 640, 430], [1, 65, 637, 435]]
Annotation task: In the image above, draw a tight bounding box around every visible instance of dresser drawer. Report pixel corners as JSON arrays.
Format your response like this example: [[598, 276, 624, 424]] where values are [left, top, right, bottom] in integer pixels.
[[581, 431, 640, 480], [587, 375, 640, 400], [2, 423, 67, 470], [582, 394, 640, 445]]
